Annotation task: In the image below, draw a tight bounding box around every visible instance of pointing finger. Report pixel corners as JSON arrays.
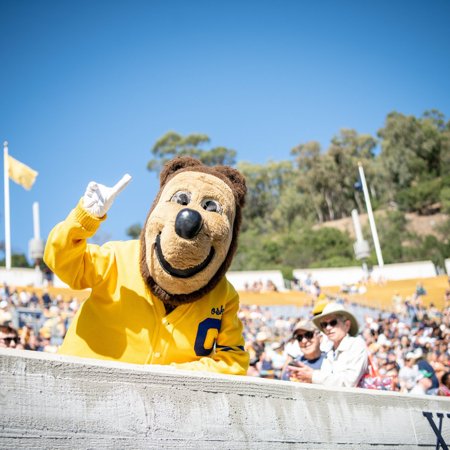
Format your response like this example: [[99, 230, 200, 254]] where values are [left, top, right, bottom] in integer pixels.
[[111, 173, 132, 196]]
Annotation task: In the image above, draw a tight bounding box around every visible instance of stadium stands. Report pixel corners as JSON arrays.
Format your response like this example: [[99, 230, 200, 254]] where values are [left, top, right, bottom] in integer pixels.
[[226, 270, 287, 292]]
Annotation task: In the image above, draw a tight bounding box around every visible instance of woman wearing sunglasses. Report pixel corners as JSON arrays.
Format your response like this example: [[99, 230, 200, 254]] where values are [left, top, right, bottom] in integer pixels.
[[288, 302, 368, 387]]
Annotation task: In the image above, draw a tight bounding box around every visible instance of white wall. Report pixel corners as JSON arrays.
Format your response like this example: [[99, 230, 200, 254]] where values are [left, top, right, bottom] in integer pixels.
[[293, 266, 366, 287], [446, 259, 450, 276], [1, 349, 450, 449], [371, 261, 437, 281], [0, 267, 70, 289], [294, 260, 437, 287], [0, 267, 43, 287]]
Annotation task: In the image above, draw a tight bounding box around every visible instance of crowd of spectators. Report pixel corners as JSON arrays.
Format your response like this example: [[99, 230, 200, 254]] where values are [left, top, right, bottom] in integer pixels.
[[243, 279, 279, 293], [240, 282, 450, 396], [1, 280, 450, 396], [0, 284, 79, 353]]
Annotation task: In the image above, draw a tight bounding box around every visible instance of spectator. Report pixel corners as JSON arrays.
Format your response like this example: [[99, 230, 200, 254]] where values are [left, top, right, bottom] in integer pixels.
[[290, 302, 368, 387], [29, 292, 39, 308], [282, 320, 325, 381], [269, 342, 286, 378], [415, 282, 427, 298], [0, 300, 12, 325], [428, 350, 447, 382], [0, 323, 19, 348], [438, 371, 450, 396], [398, 351, 422, 393], [253, 331, 268, 359], [42, 291, 52, 309], [415, 349, 439, 395], [257, 348, 276, 378]]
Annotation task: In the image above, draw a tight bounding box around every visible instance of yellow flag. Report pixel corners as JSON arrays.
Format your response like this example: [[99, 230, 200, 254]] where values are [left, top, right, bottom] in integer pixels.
[[8, 155, 38, 190]]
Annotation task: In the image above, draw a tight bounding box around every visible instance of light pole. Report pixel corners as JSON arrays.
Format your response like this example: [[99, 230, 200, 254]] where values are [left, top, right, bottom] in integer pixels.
[[351, 208, 370, 278], [357, 162, 384, 269]]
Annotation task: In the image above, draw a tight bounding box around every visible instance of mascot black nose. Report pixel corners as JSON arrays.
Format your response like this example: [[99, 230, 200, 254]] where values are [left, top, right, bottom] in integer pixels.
[[175, 208, 203, 239]]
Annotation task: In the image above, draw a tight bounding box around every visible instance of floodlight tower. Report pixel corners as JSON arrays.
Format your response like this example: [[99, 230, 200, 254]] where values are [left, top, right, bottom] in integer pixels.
[[357, 162, 384, 271], [28, 202, 44, 270], [351, 208, 370, 277]]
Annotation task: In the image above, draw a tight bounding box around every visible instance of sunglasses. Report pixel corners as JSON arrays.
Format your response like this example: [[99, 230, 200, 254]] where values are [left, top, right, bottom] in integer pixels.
[[295, 331, 315, 342], [320, 318, 339, 329]]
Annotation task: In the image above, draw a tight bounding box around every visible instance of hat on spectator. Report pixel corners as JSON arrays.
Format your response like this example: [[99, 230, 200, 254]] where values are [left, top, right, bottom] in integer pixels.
[[406, 348, 423, 360], [271, 341, 284, 350], [40, 328, 51, 339], [312, 298, 328, 316], [312, 302, 359, 337], [293, 319, 317, 335], [256, 331, 268, 341]]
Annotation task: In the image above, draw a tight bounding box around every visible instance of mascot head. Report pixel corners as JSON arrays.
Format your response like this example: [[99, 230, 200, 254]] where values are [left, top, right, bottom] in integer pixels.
[[140, 156, 246, 307]]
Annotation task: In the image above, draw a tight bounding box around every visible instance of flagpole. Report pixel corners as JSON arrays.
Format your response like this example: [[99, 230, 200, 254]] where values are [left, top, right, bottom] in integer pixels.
[[3, 141, 11, 270], [358, 161, 384, 269]]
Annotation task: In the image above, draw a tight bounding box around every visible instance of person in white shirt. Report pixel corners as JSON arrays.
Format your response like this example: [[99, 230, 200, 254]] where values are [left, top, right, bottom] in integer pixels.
[[289, 302, 368, 388], [398, 350, 427, 393]]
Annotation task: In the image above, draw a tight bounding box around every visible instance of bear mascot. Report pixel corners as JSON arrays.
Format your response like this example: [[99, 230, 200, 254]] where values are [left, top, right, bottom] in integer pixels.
[[44, 156, 249, 375]]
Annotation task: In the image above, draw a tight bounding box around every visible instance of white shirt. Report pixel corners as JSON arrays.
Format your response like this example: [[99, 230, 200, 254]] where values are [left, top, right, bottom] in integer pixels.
[[398, 364, 421, 391], [312, 335, 368, 387]]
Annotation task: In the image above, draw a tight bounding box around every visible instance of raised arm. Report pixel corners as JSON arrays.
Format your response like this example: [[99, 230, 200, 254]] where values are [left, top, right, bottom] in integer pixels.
[[44, 174, 132, 290]]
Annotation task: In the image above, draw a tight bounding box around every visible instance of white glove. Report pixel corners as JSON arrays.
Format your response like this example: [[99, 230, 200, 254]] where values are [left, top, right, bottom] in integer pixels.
[[83, 174, 132, 218]]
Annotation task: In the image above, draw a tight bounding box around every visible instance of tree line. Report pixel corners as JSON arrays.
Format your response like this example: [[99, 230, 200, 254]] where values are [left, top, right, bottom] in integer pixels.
[[141, 110, 450, 277]]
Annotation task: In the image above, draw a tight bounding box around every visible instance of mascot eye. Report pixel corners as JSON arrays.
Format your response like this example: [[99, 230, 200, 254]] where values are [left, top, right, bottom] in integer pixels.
[[201, 199, 222, 213], [171, 191, 191, 206]]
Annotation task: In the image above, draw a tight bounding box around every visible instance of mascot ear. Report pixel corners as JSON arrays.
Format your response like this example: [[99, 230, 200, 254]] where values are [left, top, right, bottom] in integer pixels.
[[159, 156, 203, 187], [215, 165, 247, 208]]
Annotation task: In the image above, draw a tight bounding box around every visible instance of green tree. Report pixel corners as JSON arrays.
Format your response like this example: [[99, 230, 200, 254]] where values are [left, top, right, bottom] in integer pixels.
[[291, 131, 378, 222], [328, 129, 378, 216], [378, 110, 450, 212], [440, 186, 450, 214], [237, 160, 293, 232], [396, 178, 442, 214], [365, 211, 410, 264], [147, 131, 236, 173], [290, 141, 326, 222], [126, 223, 142, 239], [0, 253, 32, 268]]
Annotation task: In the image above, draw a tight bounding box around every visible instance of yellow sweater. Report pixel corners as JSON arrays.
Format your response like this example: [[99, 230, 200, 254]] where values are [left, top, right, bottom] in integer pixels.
[[44, 201, 249, 375]]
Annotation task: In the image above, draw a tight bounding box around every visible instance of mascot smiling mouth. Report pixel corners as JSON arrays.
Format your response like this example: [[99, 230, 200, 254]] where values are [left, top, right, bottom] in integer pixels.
[[155, 234, 215, 278]]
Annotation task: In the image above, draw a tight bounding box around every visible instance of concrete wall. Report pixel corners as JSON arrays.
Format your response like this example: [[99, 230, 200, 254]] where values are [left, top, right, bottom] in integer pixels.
[[371, 261, 437, 281], [0, 267, 68, 289], [293, 266, 366, 287], [0, 267, 44, 288], [1, 348, 450, 449], [294, 260, 437, 287]]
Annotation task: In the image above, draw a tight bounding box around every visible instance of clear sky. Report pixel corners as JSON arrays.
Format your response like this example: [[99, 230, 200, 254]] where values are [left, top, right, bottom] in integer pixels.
[[1, 0, 449, 262]]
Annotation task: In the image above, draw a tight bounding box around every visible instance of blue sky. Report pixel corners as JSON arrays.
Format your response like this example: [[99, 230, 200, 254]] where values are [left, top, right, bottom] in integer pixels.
[[1, 0, 449, 262]]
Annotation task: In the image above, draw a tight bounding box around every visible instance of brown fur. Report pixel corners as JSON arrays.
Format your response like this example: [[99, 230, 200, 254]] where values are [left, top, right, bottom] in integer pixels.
[[139, 156, 246, 307]]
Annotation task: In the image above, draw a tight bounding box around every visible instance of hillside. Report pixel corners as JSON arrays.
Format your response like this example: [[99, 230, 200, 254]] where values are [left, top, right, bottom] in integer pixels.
[[314, 210, 449, 240]]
